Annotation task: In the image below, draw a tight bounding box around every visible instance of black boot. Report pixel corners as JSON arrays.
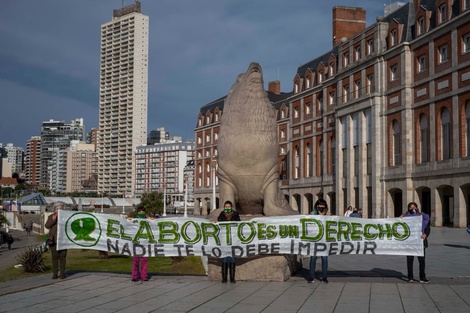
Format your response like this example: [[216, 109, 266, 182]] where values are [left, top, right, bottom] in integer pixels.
[[229, 262, 236, 283], [221, 263, 228, 283]]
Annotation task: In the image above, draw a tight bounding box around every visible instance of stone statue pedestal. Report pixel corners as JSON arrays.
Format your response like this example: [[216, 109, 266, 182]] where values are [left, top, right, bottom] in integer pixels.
[[207, 255, 301, 282]]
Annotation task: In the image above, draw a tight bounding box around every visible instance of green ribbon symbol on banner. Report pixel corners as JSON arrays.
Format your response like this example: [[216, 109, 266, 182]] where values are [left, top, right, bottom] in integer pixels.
[[71, 218, 96, 241]]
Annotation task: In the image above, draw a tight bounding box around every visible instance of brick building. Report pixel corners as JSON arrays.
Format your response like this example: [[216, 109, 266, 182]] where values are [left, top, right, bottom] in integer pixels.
[[194, 1, 470, 227]]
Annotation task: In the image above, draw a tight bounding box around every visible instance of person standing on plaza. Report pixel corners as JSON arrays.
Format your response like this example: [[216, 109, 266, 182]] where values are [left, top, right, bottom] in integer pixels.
[[45, 201, 68, 279], [129, 208, 150, 282], [308, 199, 329, 283], [6, 234, 13, 250], [402, 201, 431, 283], [217, 200, 241, 283], [344, 206, 353, 217]]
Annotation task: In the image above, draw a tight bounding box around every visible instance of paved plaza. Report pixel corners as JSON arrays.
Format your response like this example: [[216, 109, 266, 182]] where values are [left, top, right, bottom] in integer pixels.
[[0, 226, 469, 312]]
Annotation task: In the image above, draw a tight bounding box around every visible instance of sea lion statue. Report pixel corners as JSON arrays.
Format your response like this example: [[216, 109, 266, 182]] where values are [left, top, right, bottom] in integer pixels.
[[215, 62, 295, 216]]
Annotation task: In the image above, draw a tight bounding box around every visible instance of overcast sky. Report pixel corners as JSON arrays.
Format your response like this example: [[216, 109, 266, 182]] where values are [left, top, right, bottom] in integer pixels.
[[0, 0, 386, 148]]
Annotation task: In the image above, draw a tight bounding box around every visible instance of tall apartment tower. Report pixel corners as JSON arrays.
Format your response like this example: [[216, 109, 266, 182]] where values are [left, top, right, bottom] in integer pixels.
[[25, 136, 41, 187], [98, 1, 149, 196]]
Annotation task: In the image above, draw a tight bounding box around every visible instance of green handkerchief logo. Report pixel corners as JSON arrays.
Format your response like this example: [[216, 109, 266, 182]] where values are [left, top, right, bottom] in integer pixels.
[[65, 212, 102, 247], [71, 218, 96, 241]]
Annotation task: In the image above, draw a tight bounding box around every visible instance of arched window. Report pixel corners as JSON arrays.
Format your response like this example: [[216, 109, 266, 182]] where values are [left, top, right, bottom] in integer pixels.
[[419, 115, 428, 163], [441, 108, 451, 160], [306, 144, 312, 177], [295, 146, 300, 179], [393, 120, 401, 165]]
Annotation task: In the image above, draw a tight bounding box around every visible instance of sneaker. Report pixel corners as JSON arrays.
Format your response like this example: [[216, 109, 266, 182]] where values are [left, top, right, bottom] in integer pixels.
[[307, 277, 314, 283], [60, 274, 66, 279], [52, 274, 58, 280], [407, 278, 414, 283], [321, 277, 328, 283], [420, 278, 430, 284], [132, 279, 138, 282], [143, 279, 149, 282]]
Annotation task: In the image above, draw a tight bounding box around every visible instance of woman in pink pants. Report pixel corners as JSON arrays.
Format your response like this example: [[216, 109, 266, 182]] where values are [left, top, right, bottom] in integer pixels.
[[129, 208, 149, 282]]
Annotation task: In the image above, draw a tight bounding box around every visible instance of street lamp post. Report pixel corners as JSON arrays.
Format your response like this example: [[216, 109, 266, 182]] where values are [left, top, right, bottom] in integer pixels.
[[101, 193, 104, 213], [184, 173, 188, 218], [163, 183, 167, 217], [121, 191, 125, 214], [211, 158, 217, 212]]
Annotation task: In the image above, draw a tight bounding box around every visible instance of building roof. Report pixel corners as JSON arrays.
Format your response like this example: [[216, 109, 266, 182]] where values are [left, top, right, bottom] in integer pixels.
[[0, 177, 18, 186]]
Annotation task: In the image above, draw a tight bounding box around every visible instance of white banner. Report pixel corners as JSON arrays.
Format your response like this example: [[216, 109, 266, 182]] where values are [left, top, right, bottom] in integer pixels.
[[57, 211, 424, 257]]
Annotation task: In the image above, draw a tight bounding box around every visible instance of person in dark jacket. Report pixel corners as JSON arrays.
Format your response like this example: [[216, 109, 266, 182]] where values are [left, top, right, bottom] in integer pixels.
[[217, 200, 240, 283], [307, 199, 330, 283], [45, 202, 67, 279], [403, 201, 431, 283], [6, 234, 14, 250]]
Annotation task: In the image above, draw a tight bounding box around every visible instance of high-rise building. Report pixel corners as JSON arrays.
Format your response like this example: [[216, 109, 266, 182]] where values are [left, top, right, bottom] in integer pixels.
[[3, 143, 24, 174], [50, 141, 98, 193], [40, 119, 84, 189], [25, 136, 41, 187], [98, 1, 149, 196], [134, 140, 195, 199]]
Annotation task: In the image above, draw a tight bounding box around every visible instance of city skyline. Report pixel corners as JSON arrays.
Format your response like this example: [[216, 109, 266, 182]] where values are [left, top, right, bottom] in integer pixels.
[[0, 0, 384, 149]]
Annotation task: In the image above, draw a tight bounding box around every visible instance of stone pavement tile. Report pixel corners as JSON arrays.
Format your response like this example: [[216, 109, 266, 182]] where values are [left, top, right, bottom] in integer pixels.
[[369, 300, 404, 313], [450, 285, 470, 303], [225, 303, 272, 313], [424, 285, 470, 312]]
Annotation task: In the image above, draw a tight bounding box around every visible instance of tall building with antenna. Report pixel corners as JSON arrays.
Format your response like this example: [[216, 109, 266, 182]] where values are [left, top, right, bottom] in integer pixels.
[[98, 1, 149, 196]]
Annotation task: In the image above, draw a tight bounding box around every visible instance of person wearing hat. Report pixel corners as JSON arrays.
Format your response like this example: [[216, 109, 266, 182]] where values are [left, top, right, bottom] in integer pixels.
[[307, 199, 329, 283], [217, 200, 240, 283], [45, 201, 68, 279]]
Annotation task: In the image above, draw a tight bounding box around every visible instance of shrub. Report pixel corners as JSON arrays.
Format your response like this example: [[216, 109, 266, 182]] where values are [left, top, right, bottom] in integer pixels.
[[16, 246, 47, 273]]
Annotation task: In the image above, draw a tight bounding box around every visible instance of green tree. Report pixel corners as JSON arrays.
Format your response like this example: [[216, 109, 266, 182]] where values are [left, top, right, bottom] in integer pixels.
[[0, 213, 10, 227], [132, 191, 163, 217]]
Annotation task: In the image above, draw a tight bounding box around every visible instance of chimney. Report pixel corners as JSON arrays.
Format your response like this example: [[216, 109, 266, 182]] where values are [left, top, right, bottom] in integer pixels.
[[268, 80, 281, 95], [332, 6, 366, 47]]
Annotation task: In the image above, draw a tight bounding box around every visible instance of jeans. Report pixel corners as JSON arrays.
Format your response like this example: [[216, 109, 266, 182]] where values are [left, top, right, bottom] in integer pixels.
[[309, 256, 328, 279], [222, 257, 235, 264]]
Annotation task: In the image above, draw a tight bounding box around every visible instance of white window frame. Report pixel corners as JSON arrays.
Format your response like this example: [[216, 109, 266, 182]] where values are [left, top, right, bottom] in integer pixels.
[[367, 39, 373, 55], [355, 79, 361, 98], [318, 70, 323, 83], [355, 46, 361, 61], [391, 29, 397, 46], [294, 107, 300, 118], [343, 85, 349, 103], [392, 121, 401, 166], [463, 33, 470, 54], [391, 64, 398, 81], [329, 91, 335, 105], [306, 76, 310, 88], [439, 4, 447, 24], [305, 102, 311, 115], [439, 45, 448, 63], [417, 17, 425, 35], [367, 74, 374, 93], [418, 55, 426, 72], [343, 52, 349, 67]]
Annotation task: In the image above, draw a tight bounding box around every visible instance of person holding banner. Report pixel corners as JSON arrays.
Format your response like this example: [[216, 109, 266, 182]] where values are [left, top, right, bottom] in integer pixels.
[[217, 200, 241, 283], [129, 208, 150, 282], [307, 199, 329, 283], [403, 202, 431, 283], [45, 202, 67, 279]]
